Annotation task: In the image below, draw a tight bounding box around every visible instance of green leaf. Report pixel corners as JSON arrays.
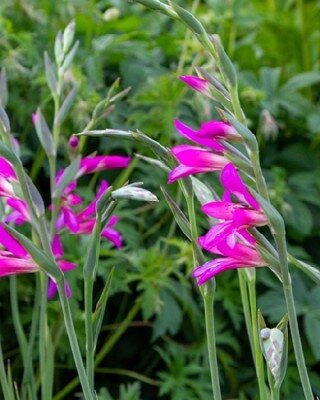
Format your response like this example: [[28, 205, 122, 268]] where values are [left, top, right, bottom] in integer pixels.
[[0, 68, 8, 108], [44, 52, 58, 96], [34, 108, 55, 157], [52, 156, 80, 199], [152, 289, 182, 340], [161, 186, 191, 240], [3, 224, 61, 280], [54, 86, 78, 125], [92, 268, 115, 346], [304, 312, 320, 361], [280, 71, 320, 93], [60, 41, 79, 73], [288, 254, 320, 285], [0, 106, 10, 134]]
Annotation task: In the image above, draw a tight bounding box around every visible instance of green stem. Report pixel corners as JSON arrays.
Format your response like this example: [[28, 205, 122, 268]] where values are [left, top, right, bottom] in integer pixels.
[[21, 276, 40, 400], [53, 301, 141, 400], [271, 385, 280, 400], [84, 278, 95, 391], [274, 233, 313, 400], [0, 340, 12, 400], [248, 278, 269, 400], [39, 273, 54, 400], [238, 270, 254, 354], [57, 281, 94, 400], [9, 277, 27, 366], [202, 284, 222, 400]]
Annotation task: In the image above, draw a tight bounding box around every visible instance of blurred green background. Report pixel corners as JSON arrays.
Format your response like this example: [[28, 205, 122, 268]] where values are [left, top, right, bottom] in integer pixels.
[[1, 0, 320, 399]]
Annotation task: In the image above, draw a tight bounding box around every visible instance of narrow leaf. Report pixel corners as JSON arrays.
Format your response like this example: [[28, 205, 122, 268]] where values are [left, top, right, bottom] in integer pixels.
[[44, 52, 58, 95], [288, 254, 320, 284], [3, 224, 61, 280], [54, 86, 78, 125], [60, 41, 79, 73], [25, 175, 45, 218], [0, 68, 8, 108], [53, 156, 80, 199], [0, 106, 10, 134], [161, 186, 191, 240], [0, 140, 19, 165], [34, 108, 55, 157], [92, 268, 115, 345], [280, 71, 320, 93]]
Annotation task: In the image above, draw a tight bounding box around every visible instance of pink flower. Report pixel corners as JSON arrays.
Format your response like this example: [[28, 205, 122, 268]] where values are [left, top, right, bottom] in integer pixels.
[[221, 163, 260, 210], [0, 224, 39, 277], [56, 180, 122, 248], [68, 135, 79, 150], [0, 224, 76, 299], [180, 75, 209, 93], [168, 144, 229, 183], [0, 157, 18, 198], [48, 235, 76, 299], [77, 155, 131, 177], [174, 119, 241, 152], [193, 238, 266, 284], [5, 198, 30, 225]]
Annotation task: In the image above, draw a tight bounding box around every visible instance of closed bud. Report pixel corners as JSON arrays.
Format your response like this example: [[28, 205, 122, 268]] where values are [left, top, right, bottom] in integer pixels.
[[112, 184, 158, 202]]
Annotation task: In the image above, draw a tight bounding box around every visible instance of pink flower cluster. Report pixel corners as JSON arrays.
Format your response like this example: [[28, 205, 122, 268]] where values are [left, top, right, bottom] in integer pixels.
[[169, 75, 268, 284], [0, 144, 130, 297]]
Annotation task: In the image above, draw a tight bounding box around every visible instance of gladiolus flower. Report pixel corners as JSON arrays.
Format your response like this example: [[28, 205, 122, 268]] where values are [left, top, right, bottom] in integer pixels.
[[180, 75, 209, 93], [77, 155, 130, 177], [174, 119, 241, 153], [168, 144, 229, 183], [193, 238, 266, 284], [0, 224, 39, 277], [48, 235, 76, 299]]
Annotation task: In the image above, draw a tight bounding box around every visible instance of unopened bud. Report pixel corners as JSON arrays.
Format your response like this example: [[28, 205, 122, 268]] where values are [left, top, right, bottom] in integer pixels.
[[69, 134, 79, 150], [260, 328, 284, 381], [112, 184, 158, 202]]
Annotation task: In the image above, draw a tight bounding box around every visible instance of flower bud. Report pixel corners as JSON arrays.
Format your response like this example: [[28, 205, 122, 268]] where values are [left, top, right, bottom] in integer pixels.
[[68, 134, 79, 151], [112, 184, 158, 202]]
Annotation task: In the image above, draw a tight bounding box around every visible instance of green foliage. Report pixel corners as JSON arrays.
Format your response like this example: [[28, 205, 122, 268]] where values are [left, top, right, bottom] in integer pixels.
[[1, 0, 320, 399]]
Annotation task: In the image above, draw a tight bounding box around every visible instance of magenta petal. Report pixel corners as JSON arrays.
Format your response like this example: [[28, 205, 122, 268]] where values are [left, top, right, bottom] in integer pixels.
[[102, 228, 122, 248], [78, 155, 130, 176], [57, 260, 77, 272], [172, 145, 228, 168], [174, 120, 224, 152], [0, 157, 17, 179], [0, 224, 29, 257], [168, 165, 204, 183], [221, 163, 260, 210], [47, 279, 58, 299], [63, 208, 80, 233], [201, 201, 239, 220], [193, 258, 240, 284], [0, 254, 38, 277], [199, 121, 240, 141], [179, 75, 208, 93], [52, 235, 64, 258]]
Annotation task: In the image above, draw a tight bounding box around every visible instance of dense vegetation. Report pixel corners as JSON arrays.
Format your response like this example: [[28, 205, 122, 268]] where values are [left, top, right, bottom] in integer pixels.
[[1, 1, 320, 399]]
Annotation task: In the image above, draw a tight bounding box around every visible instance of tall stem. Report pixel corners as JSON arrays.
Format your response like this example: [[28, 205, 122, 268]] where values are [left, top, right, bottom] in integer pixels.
[[248, 278, 269, 400], [238, 270, 254, 354], [202, 285, 222, 400], [57, 281, 94, 400], [85, 278, 95, 391], [274, 232, 313, 400]]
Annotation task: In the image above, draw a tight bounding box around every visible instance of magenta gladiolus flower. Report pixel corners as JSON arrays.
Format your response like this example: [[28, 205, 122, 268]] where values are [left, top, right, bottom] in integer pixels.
[[168, 144, 229, 183], [193, 238, 266, 284], [69, 135, 79, 150], [174, 119, 241, 152], [180, 75, 209, 93], [77, 155, 130, 178], [0, 224, 39, 277], [5, 198, 31, 225], [221, 163, 260, 210], [48, 235, 76, 299]]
